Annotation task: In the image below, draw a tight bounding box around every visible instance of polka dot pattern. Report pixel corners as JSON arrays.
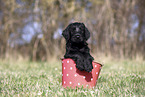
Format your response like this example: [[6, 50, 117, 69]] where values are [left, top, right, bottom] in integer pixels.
[[96, 72, 98, 75], [67, 60, 69, 63], [91, 78, 93, 81], [69, 82, 72, 84], [78, 83, 80, 86], [62, 58, 103, 89], [70, 67, 73, 70]]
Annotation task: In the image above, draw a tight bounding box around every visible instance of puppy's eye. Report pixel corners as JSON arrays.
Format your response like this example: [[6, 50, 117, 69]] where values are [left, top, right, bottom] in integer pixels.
[[72, 28, 76, 31], [80, 28, 84, 31]]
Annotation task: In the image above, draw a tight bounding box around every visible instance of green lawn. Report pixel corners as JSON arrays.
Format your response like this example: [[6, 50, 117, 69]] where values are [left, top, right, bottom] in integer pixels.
[[0, 59, 145, 96]]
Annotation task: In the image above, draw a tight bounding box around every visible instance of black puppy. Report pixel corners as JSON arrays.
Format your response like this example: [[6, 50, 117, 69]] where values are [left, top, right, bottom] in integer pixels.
[[62, 22, 94, 72]]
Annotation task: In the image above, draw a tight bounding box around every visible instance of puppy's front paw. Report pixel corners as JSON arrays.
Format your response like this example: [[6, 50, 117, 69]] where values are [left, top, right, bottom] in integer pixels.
[[85, 64, 93, 72], [76, 60, 84, 71], [84, 60, 93, 72]]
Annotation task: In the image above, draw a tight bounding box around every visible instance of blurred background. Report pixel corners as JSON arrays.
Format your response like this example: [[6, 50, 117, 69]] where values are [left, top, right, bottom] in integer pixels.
[[0, 0, 145, 61]]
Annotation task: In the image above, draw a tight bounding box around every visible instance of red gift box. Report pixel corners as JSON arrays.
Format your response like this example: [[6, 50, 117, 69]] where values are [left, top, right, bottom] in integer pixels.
[[62, 58, 103, 89]]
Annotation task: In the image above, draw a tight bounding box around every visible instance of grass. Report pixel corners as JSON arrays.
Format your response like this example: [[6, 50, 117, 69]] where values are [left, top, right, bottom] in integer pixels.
[[0, 58, 145, 96]]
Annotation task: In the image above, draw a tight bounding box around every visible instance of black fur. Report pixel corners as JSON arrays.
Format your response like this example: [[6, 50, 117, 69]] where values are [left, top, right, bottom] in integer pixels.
[[62, 22, 94, 72]]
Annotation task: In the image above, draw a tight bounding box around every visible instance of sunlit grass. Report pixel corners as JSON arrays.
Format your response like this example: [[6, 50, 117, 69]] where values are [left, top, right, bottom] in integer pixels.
[[0, 59, 145, 96]]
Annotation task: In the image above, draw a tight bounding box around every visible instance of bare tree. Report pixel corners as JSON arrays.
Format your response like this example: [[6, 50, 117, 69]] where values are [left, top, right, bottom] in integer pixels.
[[0, 0, 145, 60]]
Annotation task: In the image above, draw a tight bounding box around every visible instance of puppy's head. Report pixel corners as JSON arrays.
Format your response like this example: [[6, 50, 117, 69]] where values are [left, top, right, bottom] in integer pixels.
[[62, 22, 90, 43]]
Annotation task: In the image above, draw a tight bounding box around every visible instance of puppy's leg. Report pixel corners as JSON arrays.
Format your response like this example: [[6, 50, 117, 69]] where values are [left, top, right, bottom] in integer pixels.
[[64, 54, 85, 71], [84, 54, 94, 72], [75, 57, 84, 71]]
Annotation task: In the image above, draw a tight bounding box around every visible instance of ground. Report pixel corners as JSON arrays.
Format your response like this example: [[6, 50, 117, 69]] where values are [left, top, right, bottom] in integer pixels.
[[0, 58, 145, 96]]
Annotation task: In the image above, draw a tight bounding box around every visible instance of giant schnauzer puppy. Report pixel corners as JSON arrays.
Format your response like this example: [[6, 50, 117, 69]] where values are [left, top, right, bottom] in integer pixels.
[[62, 22, 94, 72]]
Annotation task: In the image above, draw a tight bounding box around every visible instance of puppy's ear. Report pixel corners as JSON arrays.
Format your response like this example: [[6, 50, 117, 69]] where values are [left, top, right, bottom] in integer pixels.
[[82, 23, 90, 41], [62, 25, 70, 41]]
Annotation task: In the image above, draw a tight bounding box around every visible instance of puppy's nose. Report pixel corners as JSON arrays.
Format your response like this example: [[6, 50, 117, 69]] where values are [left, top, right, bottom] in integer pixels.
[[75, 35, 81, 39], [76, 35, 80, 38]]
